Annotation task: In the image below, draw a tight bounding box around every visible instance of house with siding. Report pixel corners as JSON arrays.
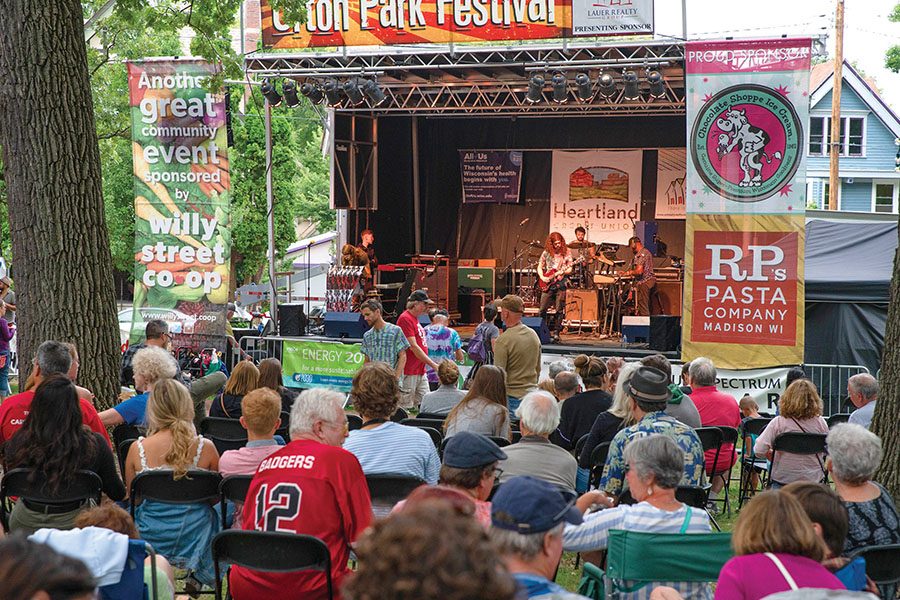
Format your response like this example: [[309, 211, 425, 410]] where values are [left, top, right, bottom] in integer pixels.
[[806, 61, 900, 212]]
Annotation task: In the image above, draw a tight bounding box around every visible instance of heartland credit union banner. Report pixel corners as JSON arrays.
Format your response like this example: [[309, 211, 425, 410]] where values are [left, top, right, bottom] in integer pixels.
[[682, 39, 811, 369]]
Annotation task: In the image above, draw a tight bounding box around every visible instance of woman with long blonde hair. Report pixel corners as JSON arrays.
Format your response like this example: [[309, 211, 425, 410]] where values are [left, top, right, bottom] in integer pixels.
[[444, 365, 510, 439]]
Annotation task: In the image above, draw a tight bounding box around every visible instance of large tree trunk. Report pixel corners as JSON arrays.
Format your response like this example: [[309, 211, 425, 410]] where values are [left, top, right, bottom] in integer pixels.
[[873, 240, 900, 504], [0, 0, 121, 409]]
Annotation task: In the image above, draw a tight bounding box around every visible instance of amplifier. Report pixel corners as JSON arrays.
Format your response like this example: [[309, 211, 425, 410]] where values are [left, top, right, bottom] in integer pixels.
[[324, 312, 369, 339], [564, 289, 599, 328], [655, 280, 683, 316], [458, 267, 500, 297]]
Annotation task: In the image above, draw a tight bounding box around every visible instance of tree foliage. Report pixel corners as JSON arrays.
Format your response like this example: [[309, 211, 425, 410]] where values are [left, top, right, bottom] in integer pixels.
[[888, 2, 900, 73]]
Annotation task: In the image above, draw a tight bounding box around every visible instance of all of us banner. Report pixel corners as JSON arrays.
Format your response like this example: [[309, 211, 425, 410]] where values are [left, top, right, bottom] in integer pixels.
[[126, 59, 232, 350], [683, 39, 811, 369]]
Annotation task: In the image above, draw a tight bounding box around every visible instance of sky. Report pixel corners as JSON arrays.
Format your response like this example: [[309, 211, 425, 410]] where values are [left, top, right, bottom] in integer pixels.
[[656, 0, 900, 110]]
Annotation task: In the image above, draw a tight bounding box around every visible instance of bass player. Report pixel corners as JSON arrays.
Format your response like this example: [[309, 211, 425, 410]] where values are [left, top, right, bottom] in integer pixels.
[[537, 232, 573, 343]]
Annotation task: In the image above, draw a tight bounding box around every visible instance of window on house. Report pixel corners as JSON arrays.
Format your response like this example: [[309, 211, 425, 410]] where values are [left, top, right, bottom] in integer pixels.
[[809, 118, 824, 155], [823, 182, 831, 210], [847, 118, 864, 156], [809, 116, 865, 157], [875, 183, 896, 213]]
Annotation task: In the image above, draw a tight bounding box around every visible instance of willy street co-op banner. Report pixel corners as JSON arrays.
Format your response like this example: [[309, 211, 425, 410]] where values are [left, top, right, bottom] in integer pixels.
[[683, 39, 811, 369], [127, 59, 232, 350]]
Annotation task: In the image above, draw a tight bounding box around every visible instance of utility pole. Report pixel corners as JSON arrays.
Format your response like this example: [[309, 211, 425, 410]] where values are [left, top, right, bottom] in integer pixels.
[[828, 0, 844, 210]]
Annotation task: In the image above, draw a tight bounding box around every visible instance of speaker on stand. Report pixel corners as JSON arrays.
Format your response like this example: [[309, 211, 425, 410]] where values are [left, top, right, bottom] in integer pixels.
[[521, 316, 552, 345], [279, 304, 308, 336]]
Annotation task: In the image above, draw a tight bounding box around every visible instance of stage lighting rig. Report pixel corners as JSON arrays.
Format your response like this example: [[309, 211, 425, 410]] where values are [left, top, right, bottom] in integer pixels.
[[343, 78, 365, 106], [622, 70, 640, 101], [300, 82, 324, 104], [526, 74, 545, 104], [647, 70, 666, 99], [324, 79, 344, 106], [575, 73, 593, 101], [598, 73, 617, 98], [362, 79, 387, 106], [551, 72, 568, 104], [282, 80, 301, 107], [261, 79, 282, 106]]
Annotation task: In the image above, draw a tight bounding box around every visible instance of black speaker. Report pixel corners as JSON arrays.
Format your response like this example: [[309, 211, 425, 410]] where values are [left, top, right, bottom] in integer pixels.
[[324, 312, 370, 339], [521, 316, 551, 345], [279, 304, 307, 336], [650, 316, 681, 352]]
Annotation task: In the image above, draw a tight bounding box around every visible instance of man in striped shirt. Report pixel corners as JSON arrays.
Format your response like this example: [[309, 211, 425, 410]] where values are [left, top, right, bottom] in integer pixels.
[[360, 299, 409, 378]]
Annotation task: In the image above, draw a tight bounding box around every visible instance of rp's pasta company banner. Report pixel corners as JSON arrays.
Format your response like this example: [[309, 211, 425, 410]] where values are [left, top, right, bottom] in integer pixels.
[[127, 59, 232, 351], [549, 150, 642, 245]]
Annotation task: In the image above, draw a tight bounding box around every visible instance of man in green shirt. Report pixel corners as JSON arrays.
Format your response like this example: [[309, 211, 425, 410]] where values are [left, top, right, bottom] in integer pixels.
[[494, 295, 541, 415]]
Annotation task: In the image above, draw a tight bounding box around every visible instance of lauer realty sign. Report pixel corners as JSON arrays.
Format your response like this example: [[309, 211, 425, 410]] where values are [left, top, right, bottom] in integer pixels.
[[571, 0, 653, 37]]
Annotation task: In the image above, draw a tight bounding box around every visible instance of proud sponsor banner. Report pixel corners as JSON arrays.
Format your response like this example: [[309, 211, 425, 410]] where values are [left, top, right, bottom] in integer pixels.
[[282, 339, 365, 391], [127, 59, 232, 350], [682, 213, 805, 369], [260, 0, 569, 48], [549, 150, 642, 245], [655, 148, 686, 220], [571, 0, 652, 37], [460, 150, 523, 203]]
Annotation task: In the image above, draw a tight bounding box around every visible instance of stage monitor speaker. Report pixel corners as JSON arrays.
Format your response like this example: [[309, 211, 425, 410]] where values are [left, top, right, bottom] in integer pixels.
[[279, 304, 307, 336], [650, 315, 681, 352], [458, 293, 486, 324], [522, 316, 552, 345], [324, 312, 369, 339], [564, 289, 599, 325], [655, 281, 683, 316], [635, 221, 659, 256]]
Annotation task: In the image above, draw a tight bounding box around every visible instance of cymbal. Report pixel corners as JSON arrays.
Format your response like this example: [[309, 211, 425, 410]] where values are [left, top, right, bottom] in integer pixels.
[[567, 241, 596, 249], [527, 240, 545, 248]]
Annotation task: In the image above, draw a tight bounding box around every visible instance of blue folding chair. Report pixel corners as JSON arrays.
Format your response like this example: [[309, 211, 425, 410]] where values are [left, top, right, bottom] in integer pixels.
[[100, 540, 160, 600]]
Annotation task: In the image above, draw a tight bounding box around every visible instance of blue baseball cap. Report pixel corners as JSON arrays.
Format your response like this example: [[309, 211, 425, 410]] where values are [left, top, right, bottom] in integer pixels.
[[442, 432, 507, 469], [491, 476, 582, 534]]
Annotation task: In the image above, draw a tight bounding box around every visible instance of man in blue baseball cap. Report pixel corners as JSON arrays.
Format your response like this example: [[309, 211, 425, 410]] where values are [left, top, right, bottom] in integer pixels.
[[440, 431, 507, 527], [490, 476, 590, 599]]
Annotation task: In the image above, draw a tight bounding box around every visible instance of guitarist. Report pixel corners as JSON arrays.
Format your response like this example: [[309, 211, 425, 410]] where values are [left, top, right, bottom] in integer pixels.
[[537, 232, 573, 343]]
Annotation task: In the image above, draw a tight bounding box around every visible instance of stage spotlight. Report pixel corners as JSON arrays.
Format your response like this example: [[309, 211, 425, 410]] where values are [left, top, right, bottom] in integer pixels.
[[551, 73, 568, 103], [598, 73, 617, 98], [526, 75, 545, 104], [362, 79, 387, 106], [575, 73, 593, 101], [282, 80, 301, 107], [261, 78, 282, 106], [300, 82, 324, 104], [622, 70, 640, 100], [647, 70, 666, 98], [343, 78, 365, 106], [324, 78, 343, 106]]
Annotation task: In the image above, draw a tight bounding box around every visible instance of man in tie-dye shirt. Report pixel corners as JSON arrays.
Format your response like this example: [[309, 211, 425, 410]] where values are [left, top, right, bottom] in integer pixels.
[[423, 309, 464, 390]]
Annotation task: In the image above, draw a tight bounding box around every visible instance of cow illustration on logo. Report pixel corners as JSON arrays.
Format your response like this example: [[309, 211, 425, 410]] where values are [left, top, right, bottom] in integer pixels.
[[691, 84, 802, 202]]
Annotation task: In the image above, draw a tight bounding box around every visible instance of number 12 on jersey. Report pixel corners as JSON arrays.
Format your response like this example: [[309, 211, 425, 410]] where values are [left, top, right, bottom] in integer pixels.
[[254, 482, 303, 532]]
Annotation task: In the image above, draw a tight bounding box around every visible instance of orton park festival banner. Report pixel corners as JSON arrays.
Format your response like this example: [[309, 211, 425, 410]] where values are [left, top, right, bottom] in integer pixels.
[[682, 39, 811, 369], [127, 59, 232, 350], [282, 339, 364, 391], [550, 150, 642, 246]]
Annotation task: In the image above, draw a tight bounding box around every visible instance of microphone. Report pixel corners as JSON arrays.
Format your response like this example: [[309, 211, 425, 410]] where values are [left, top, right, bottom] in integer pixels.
[[519, 218, 530, 226]]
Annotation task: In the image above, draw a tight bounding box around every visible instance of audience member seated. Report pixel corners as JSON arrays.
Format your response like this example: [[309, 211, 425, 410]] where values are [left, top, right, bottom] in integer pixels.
[[345, 502, 517, 600], [65, 342, 97, 403], [499, 391, 577, 494], [548, 359, 574, 381], [0, 537, 97, 600], [232, 388, 372, 600], [490, 476, 590, 600], [566, 435, 712, 594], [846, 374, 878, 429], [395, 485, 478, 518], [754, 379, 828, 487], [218, 388, 283, 477], [679, 361, 693, 396], [256, 357, 299, 413], [641, 354, 701, 429], [783, 482, 877, 594], [0, 340, 110, 446], [209, 359, 259, 419], [686, 357, 740, 502], [554, 371, 580, 403], [123, 379, 220, 591], [715, 491, 844, 599], [599, 366, 705, 498], [74, 503, 177, 600], [444, 364, 511, 439], [2, 376, 125, 535], [420, 360, 466, 416], [785, 366, 809, 388], [739, 395, 763, 491], [344, 362, 440, 484], [537, 378, 558, 399], [578, 362, 639, 475], [826, 423, 900, 554], [606, 357, 626, 394], [100, 346, 178, 427], [556, 355, 612, 450]]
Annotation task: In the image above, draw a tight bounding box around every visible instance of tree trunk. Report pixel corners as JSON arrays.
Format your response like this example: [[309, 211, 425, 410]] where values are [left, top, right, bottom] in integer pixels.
[[0, 0, 121, 409], [873, 239, 900, 504]]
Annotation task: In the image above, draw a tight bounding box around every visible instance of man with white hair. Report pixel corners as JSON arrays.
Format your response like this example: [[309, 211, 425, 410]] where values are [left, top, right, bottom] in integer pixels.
[[847, 373, 878, 429], [498, 391, 577, 493], [231, 388, 372, 600]]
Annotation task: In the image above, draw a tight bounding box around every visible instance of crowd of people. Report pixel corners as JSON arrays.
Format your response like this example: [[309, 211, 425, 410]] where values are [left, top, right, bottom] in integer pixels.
[[0, 298, 898, 600]]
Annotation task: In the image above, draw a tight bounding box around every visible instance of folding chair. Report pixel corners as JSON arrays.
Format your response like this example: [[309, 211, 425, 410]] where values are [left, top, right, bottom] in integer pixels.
[[489, 436, 511, 448], [212, 530, 333, 600], [365, 474, 425, 516], [416, 412, 448, 421], [0, 468, 102, 532], [415, 426, 443, 449], [738, 417, 772, 508], [826, 413, 852, 428], [391, 407, 408, 422], [574, 433, 590, 461], [710, 426, 738, 516], [693, 427, 723, 505], [219, 475, 253, 529], [99, 539, 159, 600], [112, 423, 144, 450], [848, 543, 900, 599], [346, 414, 363, 431], [400, 417, 444, 431], [588, 442, 611, 490], [199, 417, 248, 454], [762, 432, 828, 489], [129, 470, 223, 520], [601, 529, 733, 599], [117, 438, 137, 475]]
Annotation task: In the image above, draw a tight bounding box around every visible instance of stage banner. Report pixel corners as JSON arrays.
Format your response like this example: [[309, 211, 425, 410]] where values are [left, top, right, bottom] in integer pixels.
[[282, 339, 364, 391], [655, 148, 686, 220], [571, 0, 652, 37], [460, 150, 523, 204], [260, 0, 569, 48], [682, 213, 805, 369], [549, 150, 642, 245], [127, 59, 232, 351], [685, 38, 811, 214]]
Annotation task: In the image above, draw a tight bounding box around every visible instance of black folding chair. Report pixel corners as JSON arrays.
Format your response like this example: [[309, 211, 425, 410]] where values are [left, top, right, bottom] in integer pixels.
[[0, 468, 102, 532], [711, 426, 739, 516], [346, 414, 363, 431], [414, 426, 443, 449], [489, 436, 511, 448], [365, 474, 425, 516], [112, 423, 144, 449], [276, 411, 290, 441], [848, 543, 900, 599], [738, 417, 772, 508], [212, 530, 333, 600], [117, 438, 137, 475], [416, 412, 448, 421], [573, 433, 590, 461], [693, 427, 724, 505], [763, 432, 828, 489], [400, 417, 445, 431], [199, 417, 248, 454], [391, 407, 408, 422], [511, 430, 522, 443], [675, 485, 720, 531], [588, 442, 611, 490], [219, 475, 253, 529], [129, 469, 223, 520], [826, 413, 852, 428]]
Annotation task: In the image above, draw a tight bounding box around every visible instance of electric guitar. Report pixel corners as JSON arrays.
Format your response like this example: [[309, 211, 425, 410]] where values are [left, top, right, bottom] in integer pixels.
[[538, 256, 585, 292]]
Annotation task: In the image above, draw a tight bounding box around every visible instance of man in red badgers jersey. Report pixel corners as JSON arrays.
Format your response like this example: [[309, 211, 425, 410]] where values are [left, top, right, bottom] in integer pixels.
[[230, 388, 372, 600]]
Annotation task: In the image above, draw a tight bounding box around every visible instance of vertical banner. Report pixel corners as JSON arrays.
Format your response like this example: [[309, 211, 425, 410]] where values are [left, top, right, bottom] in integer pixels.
[[550, 150, 642, 245], [127, 59, 232, 350], [683, 39, 810, 369], [655, 148, 686, 220], [459, 150, 523, 204]]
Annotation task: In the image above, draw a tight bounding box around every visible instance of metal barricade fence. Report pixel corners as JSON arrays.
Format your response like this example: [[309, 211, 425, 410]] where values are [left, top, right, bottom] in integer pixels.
[[802, 363, 870, 417], [237, 335, 284, 369]]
